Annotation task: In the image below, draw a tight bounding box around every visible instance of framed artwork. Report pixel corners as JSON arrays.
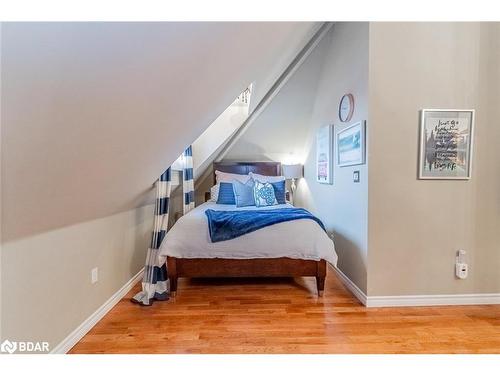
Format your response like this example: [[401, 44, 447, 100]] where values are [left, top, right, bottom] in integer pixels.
[[316, 125, 333, 184], [419, 109, 475, 180], [337, 121, 365, 167]]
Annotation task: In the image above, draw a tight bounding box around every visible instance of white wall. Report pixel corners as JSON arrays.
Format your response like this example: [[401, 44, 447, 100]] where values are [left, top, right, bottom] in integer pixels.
[[295, 23, 370, 293], [1, 204, 153, 349], [367, 22, 500, 296], [193, 97, 250, 175]]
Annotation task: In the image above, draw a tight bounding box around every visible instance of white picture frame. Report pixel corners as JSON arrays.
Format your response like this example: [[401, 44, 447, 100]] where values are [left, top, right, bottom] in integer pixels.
[[336, 121, 366, 167], [418, 109, 475, 180], [316, 125, 333, 184]]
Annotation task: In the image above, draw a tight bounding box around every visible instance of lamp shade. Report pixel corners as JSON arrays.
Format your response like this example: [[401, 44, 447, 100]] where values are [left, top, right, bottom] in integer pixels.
[[282, 164, 303, 179]]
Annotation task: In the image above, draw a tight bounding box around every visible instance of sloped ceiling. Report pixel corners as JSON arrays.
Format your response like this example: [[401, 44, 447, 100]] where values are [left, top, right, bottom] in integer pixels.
[[1, 22, 320, 241], [224, 28, 330, 164]]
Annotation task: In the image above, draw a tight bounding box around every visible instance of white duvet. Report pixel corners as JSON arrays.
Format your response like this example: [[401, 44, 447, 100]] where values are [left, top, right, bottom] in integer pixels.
[[159, 202, 338, 266]]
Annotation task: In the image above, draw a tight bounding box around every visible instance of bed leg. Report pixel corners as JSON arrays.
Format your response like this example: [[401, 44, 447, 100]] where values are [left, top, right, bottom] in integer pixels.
[[316, 260, 326, 296], [167, 256, 178, 296], [170, 277, 178, 296], [316, 277, 325, 297]]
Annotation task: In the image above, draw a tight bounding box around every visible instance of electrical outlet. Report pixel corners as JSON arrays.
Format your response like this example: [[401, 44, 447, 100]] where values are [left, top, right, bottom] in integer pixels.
[[456, 263, 468, 279], [91, 267, 99, 284], [455, 250, 468, 279]]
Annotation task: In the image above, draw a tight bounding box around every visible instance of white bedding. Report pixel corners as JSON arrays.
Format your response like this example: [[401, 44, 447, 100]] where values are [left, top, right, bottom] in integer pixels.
[[159, 202, 338, 266]]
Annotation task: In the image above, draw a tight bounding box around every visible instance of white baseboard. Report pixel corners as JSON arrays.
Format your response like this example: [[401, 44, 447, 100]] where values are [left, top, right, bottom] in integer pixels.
[[366, 293, 500, 307], [330, 265, 500, 307], [51, 268, 144, 354], [330, 265, 367, 306]]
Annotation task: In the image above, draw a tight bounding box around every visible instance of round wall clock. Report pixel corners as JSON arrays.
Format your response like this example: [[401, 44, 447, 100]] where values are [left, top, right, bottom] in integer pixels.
[[339, 93, 354, 122]]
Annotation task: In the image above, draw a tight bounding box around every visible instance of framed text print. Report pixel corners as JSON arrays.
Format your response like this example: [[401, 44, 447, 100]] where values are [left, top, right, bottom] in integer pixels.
[[337, 121, 366, 167], [316, 125, 333, 184], [419, 109, 475, 180]]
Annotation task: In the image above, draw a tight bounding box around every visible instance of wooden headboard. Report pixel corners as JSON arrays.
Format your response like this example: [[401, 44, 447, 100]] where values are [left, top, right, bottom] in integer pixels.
[[213, 161, 281, 184]]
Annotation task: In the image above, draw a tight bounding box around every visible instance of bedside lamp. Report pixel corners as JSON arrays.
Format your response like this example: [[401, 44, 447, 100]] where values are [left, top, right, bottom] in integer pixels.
[[282, 164, 303, 204]]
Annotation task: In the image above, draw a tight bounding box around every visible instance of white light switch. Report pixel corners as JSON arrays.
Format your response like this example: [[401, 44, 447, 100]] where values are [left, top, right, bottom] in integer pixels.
[[91, 267, 99, 284], [353, 170, 360, 183]]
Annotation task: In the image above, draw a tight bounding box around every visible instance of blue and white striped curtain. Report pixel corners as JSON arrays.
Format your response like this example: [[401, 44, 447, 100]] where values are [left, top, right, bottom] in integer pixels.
[[183, 145, 195, 214], [132, 146, 195, 306], [132, 168, 172, 306]]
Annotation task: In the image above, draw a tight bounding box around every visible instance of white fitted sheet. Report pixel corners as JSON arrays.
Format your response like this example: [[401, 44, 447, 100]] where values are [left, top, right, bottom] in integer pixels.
[[159, 202, 338, 266]]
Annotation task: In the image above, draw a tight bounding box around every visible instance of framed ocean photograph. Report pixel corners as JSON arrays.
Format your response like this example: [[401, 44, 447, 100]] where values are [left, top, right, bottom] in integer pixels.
[[419, 109, 475, 180], [336, 121, 365, 167], [316, 125, 333, 184]]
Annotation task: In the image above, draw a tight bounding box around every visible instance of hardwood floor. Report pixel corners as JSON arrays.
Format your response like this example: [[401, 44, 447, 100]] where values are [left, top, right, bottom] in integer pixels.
[[69, 268, 500, 354]]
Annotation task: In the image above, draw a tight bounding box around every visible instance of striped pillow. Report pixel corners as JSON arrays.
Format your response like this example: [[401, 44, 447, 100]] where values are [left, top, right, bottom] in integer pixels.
[[216, 182, 236, 205], [209, 184, 220, 202], [271, 180, 286, 204]]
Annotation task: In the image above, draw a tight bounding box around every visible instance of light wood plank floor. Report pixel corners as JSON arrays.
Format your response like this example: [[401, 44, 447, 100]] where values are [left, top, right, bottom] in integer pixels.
[[70, 269, 500, 354]]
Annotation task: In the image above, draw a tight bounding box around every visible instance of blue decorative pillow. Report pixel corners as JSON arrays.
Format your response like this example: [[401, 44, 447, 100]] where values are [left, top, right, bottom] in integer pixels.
[[217, 182, 236, 205], [253, 180, 278, 207], [232, 179, 255, 207], [271, 180, 286, 204]]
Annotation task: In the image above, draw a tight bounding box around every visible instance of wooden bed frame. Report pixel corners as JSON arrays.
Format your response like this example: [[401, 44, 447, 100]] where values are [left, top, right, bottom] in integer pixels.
[[166, 161, 326, 296]]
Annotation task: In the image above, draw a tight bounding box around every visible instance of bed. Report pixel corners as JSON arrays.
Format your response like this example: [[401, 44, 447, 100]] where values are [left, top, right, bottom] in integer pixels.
[[160, 162, 337, 296]]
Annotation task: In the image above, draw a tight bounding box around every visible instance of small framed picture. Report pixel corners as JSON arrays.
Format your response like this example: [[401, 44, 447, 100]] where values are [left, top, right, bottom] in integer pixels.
[[336, 121, 366, 167], [316, 125, 333, 184], [419, 109, 475, 180]]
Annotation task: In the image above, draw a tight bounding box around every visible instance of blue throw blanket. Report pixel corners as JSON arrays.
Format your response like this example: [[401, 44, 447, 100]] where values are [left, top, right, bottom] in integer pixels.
[[205, 207, 326, 243]]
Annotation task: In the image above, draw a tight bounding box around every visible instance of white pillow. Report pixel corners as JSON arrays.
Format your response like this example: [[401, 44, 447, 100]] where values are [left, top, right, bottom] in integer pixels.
[[209, 184, 219, 202], [249, 172, 285, 183], [215, 170, 250, 184]]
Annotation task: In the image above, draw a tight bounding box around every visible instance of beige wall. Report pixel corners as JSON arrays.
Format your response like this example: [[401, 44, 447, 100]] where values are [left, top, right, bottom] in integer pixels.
[[367, 22, 500, 296], [295, 23, 370, 293], [1, 204, 153, 348], [473, 22, 500, 295], [0, 24, 2, 339]]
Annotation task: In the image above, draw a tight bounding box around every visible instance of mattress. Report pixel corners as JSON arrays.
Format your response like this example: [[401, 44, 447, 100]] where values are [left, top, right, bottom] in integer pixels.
[[159, 202, 338, 266]]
